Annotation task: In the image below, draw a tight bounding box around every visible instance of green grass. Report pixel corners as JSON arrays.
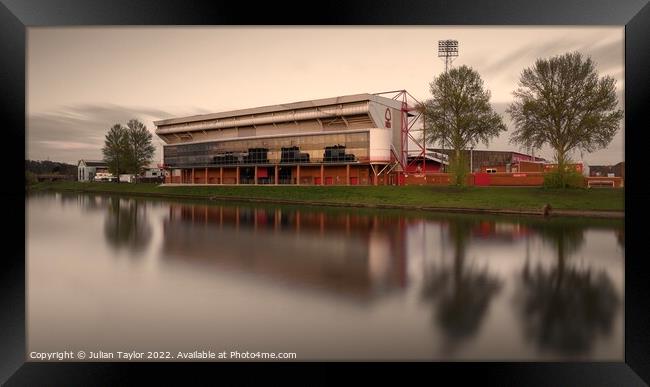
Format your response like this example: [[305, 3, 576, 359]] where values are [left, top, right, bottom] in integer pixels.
[[28, 181, 625, 212]]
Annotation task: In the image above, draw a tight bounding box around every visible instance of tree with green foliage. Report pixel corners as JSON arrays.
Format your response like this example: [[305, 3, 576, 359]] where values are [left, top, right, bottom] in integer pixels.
[[422, 65, 507, 186], [103, 119, 155, 178], [507, 52, 623, 188], [102, 124, 129, 176], [124, 119, 156, 175]]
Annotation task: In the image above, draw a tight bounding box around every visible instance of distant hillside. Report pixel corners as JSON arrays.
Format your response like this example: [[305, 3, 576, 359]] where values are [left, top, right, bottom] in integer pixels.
[[25, 160, 78, 176]]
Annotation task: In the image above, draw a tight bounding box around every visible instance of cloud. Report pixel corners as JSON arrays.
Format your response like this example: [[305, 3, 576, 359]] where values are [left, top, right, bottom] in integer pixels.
[[481, 36, 586, 76], [479, 34, 623, 102], [27, 104, 207, 164], [583, 39, 625, 73], [37, 140, 99, 150]]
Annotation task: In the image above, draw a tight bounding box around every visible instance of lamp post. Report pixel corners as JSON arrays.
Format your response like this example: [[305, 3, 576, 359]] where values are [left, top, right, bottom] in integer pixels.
[[470, 146, 474, 173], [438, 40, 459, 174]]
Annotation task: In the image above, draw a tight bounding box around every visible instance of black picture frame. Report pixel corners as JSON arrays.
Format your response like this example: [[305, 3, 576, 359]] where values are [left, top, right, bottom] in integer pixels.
[[2, 0, 649, 385]]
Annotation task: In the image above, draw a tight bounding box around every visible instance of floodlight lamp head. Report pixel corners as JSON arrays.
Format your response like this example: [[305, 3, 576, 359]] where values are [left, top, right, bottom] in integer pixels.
[[437, 39, 459, 57]]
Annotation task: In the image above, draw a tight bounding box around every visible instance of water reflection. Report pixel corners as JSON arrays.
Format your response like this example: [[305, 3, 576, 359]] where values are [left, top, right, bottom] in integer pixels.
[[28, 192, 624, 360], [421, 218, 502, 352], [103, 197, 152, 252], [515, 221, 620, 356], [616, 229, 624, 249], [160, 204, 408, 301]]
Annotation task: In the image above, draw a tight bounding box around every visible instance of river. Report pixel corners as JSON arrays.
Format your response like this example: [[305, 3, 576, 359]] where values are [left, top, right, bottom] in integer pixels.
[[26, 192, 624, 361]]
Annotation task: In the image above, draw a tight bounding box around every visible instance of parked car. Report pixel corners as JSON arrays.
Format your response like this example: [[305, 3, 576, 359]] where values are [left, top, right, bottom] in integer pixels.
[[93, 172, 115, 182]]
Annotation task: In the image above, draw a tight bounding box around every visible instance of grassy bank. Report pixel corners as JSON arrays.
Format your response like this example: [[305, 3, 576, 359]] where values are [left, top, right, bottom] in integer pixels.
[[28, 181, 624, 213]]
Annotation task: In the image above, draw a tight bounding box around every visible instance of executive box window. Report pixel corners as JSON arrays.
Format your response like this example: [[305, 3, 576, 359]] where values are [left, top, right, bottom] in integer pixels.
[[164, 132, 370, 167]]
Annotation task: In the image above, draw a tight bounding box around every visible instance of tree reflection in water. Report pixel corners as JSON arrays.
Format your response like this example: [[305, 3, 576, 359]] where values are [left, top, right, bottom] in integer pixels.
[[421, 218, 502, 352], [616, 228, 624, 249], [516, 221, 620, 356], [103, 197, 152, 253]]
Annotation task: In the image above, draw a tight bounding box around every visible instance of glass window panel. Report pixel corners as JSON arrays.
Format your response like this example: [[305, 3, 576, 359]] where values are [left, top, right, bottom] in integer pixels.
[[164, 131, 369, 166]]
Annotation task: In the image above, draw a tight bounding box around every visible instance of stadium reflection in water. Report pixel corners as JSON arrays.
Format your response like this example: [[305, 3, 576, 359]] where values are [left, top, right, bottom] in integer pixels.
[[27, 192, 624, 360]]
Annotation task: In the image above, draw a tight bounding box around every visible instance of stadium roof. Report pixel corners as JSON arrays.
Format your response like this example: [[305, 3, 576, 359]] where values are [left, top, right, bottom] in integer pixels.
[[154, 93, 406, 127]]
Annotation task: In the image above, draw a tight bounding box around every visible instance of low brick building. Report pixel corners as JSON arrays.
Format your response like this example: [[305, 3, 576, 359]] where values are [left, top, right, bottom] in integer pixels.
[[427, 148, 547, 173], [590, 162, 625, 178]]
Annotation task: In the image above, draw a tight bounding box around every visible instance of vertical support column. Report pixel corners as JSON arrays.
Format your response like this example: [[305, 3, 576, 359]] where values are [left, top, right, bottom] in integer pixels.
[[236, 166, 240, 185], [220, 167, 223, 185], [296, 165, 301, 186], [320, 164, 324, 186], [274, 165, 278, 185], [205, 167, 208, 184], [254, 166, 258, 185], [191, 168, 195, 184], [346, 164, 350, 185], [372, 165, 378, 186]]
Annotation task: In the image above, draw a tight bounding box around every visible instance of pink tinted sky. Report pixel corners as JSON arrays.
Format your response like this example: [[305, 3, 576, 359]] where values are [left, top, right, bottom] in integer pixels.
[[27, 26, 624, 165]]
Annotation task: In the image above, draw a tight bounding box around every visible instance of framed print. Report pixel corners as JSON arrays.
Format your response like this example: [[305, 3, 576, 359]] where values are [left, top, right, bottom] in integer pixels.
[[2, 0, 649, 385]]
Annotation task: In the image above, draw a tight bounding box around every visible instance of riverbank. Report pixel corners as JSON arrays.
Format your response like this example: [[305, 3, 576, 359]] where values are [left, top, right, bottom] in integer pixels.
[[28, 181, 625, 218]]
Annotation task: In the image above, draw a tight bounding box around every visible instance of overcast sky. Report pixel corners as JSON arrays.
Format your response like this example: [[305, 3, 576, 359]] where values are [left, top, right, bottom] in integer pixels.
[[27, 26, 624, 166]]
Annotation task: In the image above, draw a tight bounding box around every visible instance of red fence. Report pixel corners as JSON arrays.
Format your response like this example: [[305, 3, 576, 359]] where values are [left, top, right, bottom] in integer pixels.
[[402, 172, 553, 187], [487, 172, 545, 186]]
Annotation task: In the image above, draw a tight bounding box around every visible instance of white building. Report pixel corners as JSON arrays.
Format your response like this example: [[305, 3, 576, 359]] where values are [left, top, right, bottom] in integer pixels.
[[77, 160, 110, 182]]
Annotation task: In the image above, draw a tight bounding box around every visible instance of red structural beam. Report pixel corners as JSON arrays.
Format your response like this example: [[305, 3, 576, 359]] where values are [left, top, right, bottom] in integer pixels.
[[374, 90, 427, 178]]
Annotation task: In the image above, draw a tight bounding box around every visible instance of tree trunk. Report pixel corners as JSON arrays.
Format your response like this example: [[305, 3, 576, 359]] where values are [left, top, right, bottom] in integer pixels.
[[555, 237, 565, 292], [556, 149, 567, 188]]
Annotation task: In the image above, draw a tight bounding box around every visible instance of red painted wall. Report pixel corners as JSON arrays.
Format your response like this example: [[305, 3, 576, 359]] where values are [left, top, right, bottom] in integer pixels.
[[405, 162, 442, 173], [403, 172, 545, 186], [474, 173, 490, 186]]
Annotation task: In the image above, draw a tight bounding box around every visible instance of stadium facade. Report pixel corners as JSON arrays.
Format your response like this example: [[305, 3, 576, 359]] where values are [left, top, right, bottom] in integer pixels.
[[154, 93, 412, 185]]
